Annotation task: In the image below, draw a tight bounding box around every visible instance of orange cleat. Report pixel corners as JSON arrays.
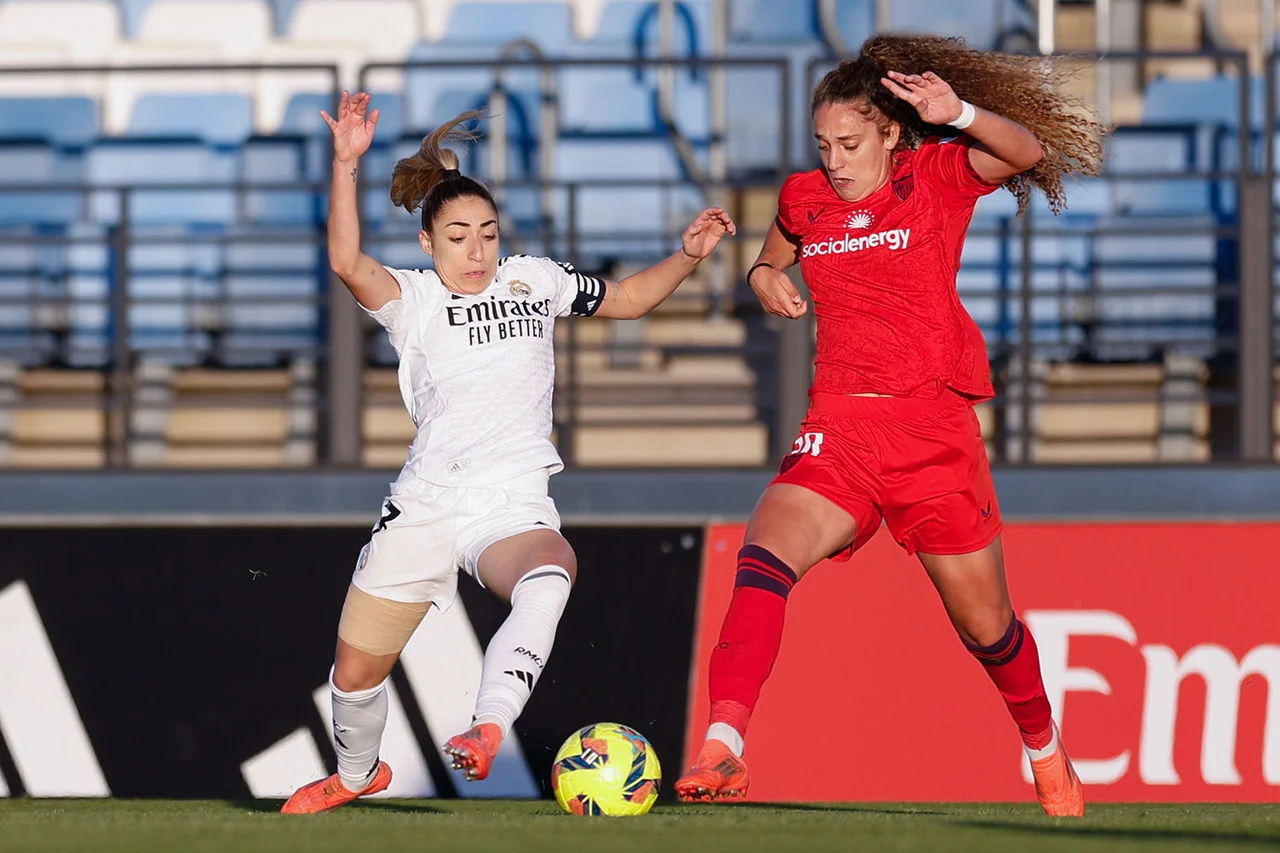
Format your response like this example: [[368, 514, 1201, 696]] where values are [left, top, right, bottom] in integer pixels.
[[279, 761, 392, 814], [443, 722, 503, 782], [674, 739, 750, 802], [1030, 726, 1085, 817]]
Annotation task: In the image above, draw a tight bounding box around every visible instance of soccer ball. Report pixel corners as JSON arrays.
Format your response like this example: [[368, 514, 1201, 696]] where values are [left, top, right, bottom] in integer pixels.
[[551, 722, 661, 816]]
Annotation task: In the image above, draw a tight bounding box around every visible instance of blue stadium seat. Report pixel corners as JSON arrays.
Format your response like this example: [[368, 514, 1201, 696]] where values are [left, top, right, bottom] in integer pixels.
[[1105, 125, 1208, 215], [724, 40, 827, 173], [403, 41, 504, 129], [869, 0, 1000, 49], [1142, 75, 1265, 129], [128, 93, 255, 146], [0, 97, 99, 148], [553, 137, 702, 257], [588, 0, 706, 62], [729, 0, 817, 42], [280, 92, 337, 138], [280, 91, 404, 195], [559, 66, 657, 134], [279, 91, 404, 141], [1085, 214, 1219, 352], [123, 232, 221, 361], [239, 136, 323, 227], [444, 2, 574, 53], [0, 237, 63, 362], [219, 273, 322, 363], [86, 138, 237, 226], [0, 143, 82, 227], [831, 0, 875, 49]]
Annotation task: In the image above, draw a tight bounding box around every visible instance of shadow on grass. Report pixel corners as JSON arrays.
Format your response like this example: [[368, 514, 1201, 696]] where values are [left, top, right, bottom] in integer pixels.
[[227, 799, 445, 815], [955, 818, 1280, 846], [664, 801, 951, 817]]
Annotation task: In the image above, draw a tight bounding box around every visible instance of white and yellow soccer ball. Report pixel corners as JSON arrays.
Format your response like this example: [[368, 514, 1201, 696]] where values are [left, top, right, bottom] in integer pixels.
[[551, 722, 661, 816]]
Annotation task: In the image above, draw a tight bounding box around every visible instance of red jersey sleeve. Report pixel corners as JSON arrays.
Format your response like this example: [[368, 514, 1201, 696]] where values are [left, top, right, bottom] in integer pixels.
[[774, 171, 812, 241], [914, 136, 1003, 202]]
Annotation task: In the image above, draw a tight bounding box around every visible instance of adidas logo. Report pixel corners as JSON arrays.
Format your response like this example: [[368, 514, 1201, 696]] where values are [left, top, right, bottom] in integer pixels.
[[503, 669, 535, 689]]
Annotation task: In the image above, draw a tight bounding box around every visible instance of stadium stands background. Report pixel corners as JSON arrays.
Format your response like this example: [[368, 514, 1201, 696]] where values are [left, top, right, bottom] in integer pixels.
[[0, 0, 1275, 485]]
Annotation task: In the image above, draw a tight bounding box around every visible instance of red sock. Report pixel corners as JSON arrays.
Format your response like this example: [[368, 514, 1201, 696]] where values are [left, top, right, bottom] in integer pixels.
[[706, 544, 797, 736], [966, 617, 1054, 750]]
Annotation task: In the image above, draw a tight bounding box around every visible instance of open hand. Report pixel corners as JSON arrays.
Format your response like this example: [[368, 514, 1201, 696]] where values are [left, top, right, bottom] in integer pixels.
[[321, 90, 380, 161], [681, 207, 737, 261], [880, 71, 964, 126]]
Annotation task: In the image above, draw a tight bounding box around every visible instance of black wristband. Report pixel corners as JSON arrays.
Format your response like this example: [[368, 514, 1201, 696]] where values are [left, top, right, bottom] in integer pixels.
[[746, 261, 774, 284]]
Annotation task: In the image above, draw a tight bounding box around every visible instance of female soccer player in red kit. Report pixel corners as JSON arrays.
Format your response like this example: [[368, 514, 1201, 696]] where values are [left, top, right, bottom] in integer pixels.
[[675, 36, 1103, 816]]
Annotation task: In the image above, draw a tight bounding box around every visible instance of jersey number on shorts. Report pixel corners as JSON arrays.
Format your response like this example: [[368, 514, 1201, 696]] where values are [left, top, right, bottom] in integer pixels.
[[790, 431, 825, 457], [372, 500, 401, 534]]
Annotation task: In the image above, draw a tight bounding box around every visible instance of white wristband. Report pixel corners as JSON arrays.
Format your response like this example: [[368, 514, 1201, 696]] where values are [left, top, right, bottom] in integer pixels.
[[948, 100, 977, 130]]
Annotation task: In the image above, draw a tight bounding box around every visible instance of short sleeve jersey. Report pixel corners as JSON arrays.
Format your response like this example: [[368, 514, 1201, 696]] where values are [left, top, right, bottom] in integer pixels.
[[366, 254, 605, 490], [777, 136, 1000, 400]]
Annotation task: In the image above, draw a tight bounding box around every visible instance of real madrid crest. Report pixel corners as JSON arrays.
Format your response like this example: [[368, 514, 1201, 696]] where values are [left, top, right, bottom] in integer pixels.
[[509, 280, 532, 297]]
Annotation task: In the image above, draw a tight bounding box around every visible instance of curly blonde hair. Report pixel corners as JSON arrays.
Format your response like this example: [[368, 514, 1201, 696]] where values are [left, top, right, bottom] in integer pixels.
[[812, 34, 1105, 214]]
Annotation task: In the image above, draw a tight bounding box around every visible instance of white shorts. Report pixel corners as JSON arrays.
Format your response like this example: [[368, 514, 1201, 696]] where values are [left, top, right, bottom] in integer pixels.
[[350, 468, 562, 610]]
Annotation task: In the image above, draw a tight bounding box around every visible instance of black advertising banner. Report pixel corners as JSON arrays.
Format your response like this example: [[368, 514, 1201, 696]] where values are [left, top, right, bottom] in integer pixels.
[[0, 525, 703, 801]]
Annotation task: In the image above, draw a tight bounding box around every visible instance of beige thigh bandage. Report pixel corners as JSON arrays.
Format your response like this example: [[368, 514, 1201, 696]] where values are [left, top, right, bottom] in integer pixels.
[[337, 584, 431, 656]]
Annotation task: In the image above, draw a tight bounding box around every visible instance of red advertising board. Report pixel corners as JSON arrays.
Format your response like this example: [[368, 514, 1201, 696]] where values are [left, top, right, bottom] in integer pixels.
[[686, 522, 1280, 802]]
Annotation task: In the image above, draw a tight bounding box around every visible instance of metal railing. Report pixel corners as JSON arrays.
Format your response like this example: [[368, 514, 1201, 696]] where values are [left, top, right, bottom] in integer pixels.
[[0, 50, 1276, 467]]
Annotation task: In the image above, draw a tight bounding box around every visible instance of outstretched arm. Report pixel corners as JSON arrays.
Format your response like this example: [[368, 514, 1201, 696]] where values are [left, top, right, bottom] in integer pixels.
[[321, 91, 400, 311], [595, 207, 736, 320], [881, 70, 1044, 184]]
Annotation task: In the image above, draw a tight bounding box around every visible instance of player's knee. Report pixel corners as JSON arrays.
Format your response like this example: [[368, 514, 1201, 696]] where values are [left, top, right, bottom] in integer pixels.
[[956, 604, 1016, 649], [522, 537, 578, 585], [734, 544, 799, 597], [511, 564, 573, 618], [336, 583, 430, 671]]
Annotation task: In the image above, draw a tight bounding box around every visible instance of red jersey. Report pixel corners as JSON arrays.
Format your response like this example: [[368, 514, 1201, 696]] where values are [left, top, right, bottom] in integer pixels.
[[776, 136, 1000, 400]]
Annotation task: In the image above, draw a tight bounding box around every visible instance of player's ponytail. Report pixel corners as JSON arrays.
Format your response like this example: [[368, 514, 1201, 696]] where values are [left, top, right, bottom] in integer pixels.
[[390, 109, 498, 230], [813, 34, 1105, 214]]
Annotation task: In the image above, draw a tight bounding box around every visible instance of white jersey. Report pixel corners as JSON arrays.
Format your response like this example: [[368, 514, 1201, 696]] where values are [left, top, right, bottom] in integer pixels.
[[367, 254, 606, 491]]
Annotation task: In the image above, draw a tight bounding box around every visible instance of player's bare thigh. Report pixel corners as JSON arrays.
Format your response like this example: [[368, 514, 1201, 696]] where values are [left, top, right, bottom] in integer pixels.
[[332, 585, 432, 691], [744, 483, 858, 580], [476, 528, 578, 603], [917, 535, 1013, 646]]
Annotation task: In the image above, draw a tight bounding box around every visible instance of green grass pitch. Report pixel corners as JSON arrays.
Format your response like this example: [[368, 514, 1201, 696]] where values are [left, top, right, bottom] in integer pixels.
[[0, 800, 1277, 853]]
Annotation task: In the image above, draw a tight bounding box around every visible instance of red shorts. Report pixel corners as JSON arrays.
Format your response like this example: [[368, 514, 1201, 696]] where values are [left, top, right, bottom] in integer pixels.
[[772, 389, 1002, 559]]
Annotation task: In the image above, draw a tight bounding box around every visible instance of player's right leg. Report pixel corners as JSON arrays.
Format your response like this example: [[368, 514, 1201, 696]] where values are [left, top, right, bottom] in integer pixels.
[[676, 480, 863, 803], [283, 494, 449, 814], [281, 589, 428, 814]]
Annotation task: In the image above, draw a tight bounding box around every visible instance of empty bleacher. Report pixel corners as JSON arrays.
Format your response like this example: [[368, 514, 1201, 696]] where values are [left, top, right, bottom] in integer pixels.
[[998, 354, 1211, 463], [0, 0, 1273, 468]]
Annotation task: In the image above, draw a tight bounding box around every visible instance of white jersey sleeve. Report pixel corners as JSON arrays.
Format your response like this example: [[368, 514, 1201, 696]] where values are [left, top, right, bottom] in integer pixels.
[[364, 267, 437, 355], [521, 256, 607, 318]]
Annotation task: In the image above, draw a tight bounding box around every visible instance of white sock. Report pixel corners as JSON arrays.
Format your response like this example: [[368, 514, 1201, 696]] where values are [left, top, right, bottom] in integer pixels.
[[330, 668, 389, 792], [472, 565, 572, 738], [706, 722, 745, 757], [1024, 724, 1059, 762]]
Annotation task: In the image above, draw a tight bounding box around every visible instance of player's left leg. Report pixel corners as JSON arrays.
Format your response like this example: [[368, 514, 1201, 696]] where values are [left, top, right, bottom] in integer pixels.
[[884, 395, 1082, 816], [443, 527, 576, 781], [918, 540, 1084, 817]]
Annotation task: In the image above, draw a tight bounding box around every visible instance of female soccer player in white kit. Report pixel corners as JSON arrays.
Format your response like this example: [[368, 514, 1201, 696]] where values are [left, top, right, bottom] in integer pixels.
[[281, 92, 736, 814]]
